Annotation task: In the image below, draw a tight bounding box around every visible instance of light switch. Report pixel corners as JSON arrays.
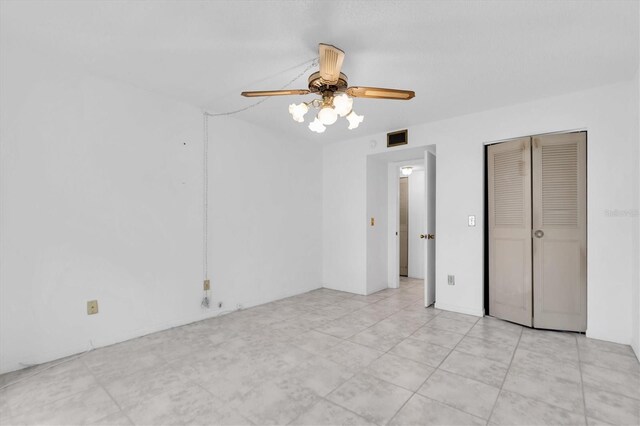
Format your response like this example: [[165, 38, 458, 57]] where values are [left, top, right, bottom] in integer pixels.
[[468, 215, 476, 227], [370, 217, 375, 226]]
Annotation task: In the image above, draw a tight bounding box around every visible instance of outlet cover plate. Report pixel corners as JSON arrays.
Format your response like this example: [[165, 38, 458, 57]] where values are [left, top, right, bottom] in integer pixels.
[[87, 300, 99, 315], [203, 279, 210, 291]]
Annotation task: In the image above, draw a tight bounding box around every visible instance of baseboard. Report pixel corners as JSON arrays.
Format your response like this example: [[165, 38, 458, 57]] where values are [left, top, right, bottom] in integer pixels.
[[435, 302, 484, 317]]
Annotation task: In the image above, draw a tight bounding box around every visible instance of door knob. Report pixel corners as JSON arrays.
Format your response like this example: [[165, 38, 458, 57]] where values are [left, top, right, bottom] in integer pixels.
[[427, 234, 435, 240], [534, 230, 544, 238], [420, 234, 426, 239]]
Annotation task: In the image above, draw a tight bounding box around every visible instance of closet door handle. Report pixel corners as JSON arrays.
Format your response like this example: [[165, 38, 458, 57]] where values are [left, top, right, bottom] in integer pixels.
[[534, 230, 544, 238]]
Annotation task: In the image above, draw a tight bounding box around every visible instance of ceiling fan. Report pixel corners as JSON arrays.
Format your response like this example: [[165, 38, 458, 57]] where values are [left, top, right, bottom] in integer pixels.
[[241, 43, 415, 133]]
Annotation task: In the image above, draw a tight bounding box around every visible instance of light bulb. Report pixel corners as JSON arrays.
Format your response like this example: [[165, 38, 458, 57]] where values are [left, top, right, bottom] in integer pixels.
[[308, 117, 326, 133], [288, 103, 309, 123], [332, 93, 353, 117], [401, 166, 413, 176], [346, 110, 364, 130], [317, 106, 338, 125]]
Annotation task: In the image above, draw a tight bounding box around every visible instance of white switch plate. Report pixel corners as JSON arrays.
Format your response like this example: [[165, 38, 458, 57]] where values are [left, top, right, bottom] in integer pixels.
[[468, 215, 476, 227]]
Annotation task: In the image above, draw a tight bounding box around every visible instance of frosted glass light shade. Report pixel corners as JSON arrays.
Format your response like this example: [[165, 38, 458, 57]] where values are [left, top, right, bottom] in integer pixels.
[[401, 166, 413, 176], [317, 106, 338, 125], [346, 110, 364, 130], [308, 117, 326, 133], [288, 103, 309, 123], [333, 93, 353, 117]]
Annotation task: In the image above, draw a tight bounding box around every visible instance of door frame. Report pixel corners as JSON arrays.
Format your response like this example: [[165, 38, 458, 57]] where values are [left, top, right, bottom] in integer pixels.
[[386, 155, 435, 305]]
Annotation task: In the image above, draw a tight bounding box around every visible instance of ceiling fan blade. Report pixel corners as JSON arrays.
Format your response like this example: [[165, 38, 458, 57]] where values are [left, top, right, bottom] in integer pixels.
[[241, 89, 310, 97], [346, 87, 415, 100], [319, 43, 345, 84]]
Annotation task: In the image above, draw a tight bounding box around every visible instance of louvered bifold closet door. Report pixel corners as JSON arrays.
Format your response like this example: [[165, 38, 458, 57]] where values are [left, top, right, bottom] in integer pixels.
[[532, 132, 587, 332], [488, 137, 533, 326]]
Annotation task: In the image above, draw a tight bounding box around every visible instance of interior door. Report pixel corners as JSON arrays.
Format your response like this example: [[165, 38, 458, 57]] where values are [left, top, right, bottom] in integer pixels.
[[399, 177, 409, 276], [488, 137, 533, 326], [424, 151, 436, 307], [408, 170, 425, 279], [532, 132, 587, 331]]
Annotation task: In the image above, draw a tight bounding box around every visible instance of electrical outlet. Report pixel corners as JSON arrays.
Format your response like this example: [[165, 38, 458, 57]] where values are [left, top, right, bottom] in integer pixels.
[[468, 215, 476, 227], [447, 275, 455, 286], [370, 217, 375, 226], [203, 279, 210, 291], [87, 300, 99, 315]]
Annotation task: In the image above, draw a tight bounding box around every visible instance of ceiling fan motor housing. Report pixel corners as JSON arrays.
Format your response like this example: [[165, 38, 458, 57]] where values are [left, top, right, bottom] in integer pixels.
[[308, 71, 349, 95]]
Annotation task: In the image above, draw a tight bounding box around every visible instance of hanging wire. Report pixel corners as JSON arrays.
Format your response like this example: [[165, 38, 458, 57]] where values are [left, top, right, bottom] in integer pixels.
[[201, 111, 210, 309], [200, 57, 318, 308], [203, 57, 318, 117]]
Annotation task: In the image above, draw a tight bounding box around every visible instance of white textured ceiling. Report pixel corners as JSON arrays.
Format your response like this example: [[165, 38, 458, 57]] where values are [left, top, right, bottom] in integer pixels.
[[1, 0, 638, 143]]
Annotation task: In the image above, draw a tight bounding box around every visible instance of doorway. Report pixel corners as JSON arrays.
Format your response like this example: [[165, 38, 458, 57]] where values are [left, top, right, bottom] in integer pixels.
[[366, 145, 436, 308], [398, 166, 425, 280], [388, 149, 436, 307]]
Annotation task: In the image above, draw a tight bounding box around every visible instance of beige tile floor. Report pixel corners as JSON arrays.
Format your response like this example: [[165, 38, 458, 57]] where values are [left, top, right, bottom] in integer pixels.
[[1, 278, 638, 425]]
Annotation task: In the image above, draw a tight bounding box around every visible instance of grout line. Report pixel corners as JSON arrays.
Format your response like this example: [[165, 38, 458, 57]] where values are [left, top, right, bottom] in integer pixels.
[[284, 282, 429, 425], [415, 393, 491, 423], [287, 396, 373, 426], [193, 283, 425, 426], [307, 284, 434, 424], [576, 334, 589, 425], [386, 313, 486, 425], [484, 323, 523, 424], [188, 380, 256, 425], [81, 358, 136, 426], [490, 332, 607, 420]]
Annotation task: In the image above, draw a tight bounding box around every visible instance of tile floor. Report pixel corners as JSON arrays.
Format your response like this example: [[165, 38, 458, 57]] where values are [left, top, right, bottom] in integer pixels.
[[1, 278, 638, 425]]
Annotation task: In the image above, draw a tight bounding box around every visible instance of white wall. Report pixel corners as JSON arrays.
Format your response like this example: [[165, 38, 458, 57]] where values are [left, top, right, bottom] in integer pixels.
[[322, 79, 638, 345], [408, 170, 425, 279], [0, 45, 323, 374], [208, 117, 322, 309], [366, 157, 388, 295], [322, 141, 367, 294]]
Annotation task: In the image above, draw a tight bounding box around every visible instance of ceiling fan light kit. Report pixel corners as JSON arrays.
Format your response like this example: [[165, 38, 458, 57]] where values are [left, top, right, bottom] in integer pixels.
[[308, 117, 326, 133], [241, 43, 415, 134], [288, 102, 309, 122]]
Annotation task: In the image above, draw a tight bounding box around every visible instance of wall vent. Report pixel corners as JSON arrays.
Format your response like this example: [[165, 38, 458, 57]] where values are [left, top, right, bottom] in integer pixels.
[[387, 129, 408, 148]]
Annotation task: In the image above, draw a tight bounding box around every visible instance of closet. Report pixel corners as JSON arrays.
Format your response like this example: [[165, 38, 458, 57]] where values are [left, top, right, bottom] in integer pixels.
[[488, 132, 586, 332]]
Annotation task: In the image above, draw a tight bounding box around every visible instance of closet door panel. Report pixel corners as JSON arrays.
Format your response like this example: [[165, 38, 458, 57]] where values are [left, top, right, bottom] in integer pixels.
[[488, 137, 532, 326], [532, 132, 587, 332]]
